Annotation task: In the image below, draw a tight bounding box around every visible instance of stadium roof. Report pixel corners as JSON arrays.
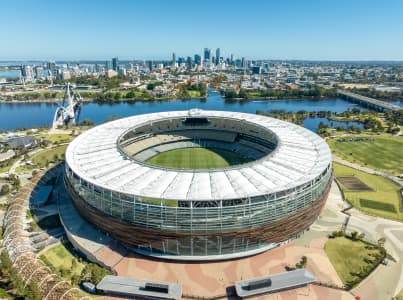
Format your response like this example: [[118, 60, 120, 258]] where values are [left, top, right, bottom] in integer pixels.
[[235, 269, 316, 297], [66, 110, 332, 201]]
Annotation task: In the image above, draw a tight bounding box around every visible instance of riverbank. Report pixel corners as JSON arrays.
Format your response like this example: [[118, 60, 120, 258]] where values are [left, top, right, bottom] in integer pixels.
[[0, 94, 334, 104], [0, 94, 208, 104], [224, 95, 338, 101]]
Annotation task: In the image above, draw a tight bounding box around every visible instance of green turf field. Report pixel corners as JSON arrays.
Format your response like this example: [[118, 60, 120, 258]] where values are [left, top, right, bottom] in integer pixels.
[[146, 147, 251, 169], [328, 135, 403, 175], [334, 162, 403, 221], [325, 237, 384, 288]]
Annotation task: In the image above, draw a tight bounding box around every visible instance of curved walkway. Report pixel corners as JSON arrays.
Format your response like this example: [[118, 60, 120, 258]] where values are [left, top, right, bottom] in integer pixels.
[[305, 180, 403, 300], [2, 164, 86, 300]]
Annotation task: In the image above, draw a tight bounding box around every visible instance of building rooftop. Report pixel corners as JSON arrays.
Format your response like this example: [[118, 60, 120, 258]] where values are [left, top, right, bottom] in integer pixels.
[[96, 275, 182, 300], [235, 269, 316, 297]]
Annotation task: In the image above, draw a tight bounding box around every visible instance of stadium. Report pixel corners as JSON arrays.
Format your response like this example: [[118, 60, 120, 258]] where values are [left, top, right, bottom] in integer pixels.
[[64, 109, 332, 260]]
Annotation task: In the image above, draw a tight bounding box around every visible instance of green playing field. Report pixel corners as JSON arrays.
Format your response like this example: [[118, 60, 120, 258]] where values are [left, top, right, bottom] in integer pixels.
[[146, 147, 251, 169]]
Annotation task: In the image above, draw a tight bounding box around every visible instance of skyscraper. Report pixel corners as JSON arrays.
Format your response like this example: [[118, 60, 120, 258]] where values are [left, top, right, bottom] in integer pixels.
[[112, 57, 119, 71], [215, 48, 220, 65], [21, 65, 33, 81], [230, 54, 235, 65], [172, 52, 176, 68], [204, 48, 211, 62], [34, 66, 44, 79], [194, 54, 201, 65], [186, 56, 193, 68], [47, 61, 56, 77], [106, 60, 112, 71]]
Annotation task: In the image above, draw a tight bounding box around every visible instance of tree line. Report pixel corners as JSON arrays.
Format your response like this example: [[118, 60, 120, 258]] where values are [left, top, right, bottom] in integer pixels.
[[224, 87, 338, 99]]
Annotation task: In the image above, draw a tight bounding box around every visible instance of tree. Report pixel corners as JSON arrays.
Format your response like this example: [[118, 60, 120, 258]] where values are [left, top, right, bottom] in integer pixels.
[[126, 91, 135, 99], [350, 231, 359, 241], [79, 118, 95, 126], [80, 263, 112, 285], [296, 256, 308, 268], [8, 174, 20, 187], [24, 282, 41, 300], [352, 107, 361, 114], [1, 184, 10, 195], [224, 90, 238, 99], [238, 89, 248, 99], [71, 274, 81, 286], [71, 259, 78, 270], [113, 92, 121, 101]]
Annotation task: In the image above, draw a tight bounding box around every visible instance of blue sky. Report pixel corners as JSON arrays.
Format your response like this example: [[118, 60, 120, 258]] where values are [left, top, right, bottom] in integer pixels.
[[1, 0, 402, 60]]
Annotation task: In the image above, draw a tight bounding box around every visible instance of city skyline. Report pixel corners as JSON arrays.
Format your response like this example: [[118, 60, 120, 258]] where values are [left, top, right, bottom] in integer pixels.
[[1, 0, 403, 61]]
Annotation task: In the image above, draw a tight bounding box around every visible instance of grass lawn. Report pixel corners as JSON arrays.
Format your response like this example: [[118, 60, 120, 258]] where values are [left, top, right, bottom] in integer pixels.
[[39, 243, 85, 281], [146, 147, 251, 169], [15, 165, 34, 173], [325, 237, 384, 288], [328, 135, 403, 175], [187, 90, 201, 98], [31, 145, 67, 167], [37, 133, 75, 144], [334, 162, 403, 221], [0, 158, 16, 174], [0, 155, 21, 174], [396, 289, 403, 300]]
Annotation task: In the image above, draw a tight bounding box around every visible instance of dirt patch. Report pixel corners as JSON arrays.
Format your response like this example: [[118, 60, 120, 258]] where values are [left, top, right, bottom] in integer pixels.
[[337, 176, 373, 191]]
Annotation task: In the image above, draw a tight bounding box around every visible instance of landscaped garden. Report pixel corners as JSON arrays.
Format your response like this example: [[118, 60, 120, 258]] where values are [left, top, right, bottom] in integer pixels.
[[333, 162, 403, 221], [325, 232, 386, 289]]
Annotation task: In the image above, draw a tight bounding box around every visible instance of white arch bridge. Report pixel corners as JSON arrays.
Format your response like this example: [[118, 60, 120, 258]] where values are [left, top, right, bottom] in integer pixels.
[[52, 83, 82, 129]]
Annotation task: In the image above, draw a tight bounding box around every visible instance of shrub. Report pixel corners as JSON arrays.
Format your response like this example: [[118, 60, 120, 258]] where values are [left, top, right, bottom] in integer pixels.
[[1, 184, 10, 195]]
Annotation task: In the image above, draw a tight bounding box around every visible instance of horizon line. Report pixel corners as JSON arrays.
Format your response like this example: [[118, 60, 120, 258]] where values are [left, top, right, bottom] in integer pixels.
[[1, 58, 403, 63]]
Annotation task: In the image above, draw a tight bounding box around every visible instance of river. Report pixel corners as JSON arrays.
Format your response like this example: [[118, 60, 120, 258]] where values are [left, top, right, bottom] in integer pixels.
[[0, 90, 380, 132]]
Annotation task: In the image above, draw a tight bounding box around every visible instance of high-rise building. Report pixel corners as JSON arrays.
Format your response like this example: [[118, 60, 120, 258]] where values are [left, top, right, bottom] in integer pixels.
[[148, 60, 153, 71], [47, 61, 56, 77], [251, 66, 262, 74], [186, 56, 193, 68], [204, 48, 211, 62], [215, 48, 221, 65], [172, 52, 176, 67], [34, 66, 44, 79], [194, 54, 201, 65], [21, 65, 33, 81], [106, 60, 112, 71], [112, 57, 119, 71], [230, 54, 235, 65]]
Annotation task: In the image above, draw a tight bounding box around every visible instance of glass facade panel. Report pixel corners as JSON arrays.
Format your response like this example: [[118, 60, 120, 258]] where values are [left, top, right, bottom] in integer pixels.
[[65, 163, 332, 257]]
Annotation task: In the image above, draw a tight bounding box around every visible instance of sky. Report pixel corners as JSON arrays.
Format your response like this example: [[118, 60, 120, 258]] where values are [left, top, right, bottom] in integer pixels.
[[1, 0, 403, 61]]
